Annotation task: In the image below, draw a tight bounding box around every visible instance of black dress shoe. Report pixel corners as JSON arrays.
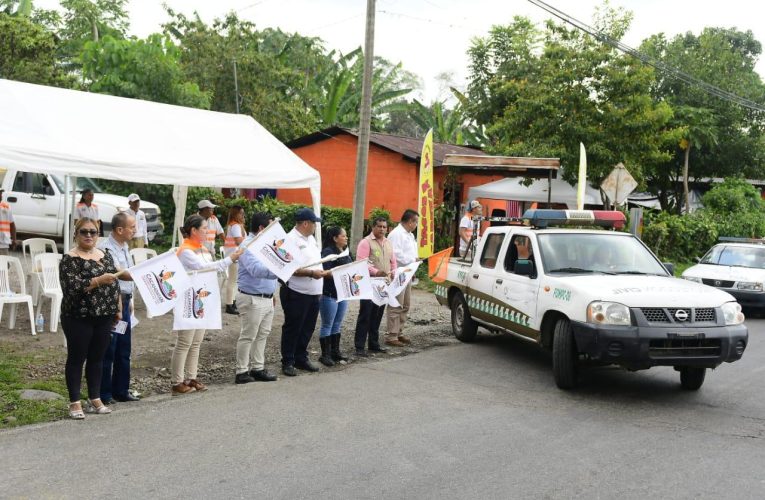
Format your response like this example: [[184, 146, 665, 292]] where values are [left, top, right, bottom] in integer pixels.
[[114, 393, 140, 402], [282, 365, 298, 377], [355, 349, 369, 357], [368, 345, 388, 353], [294, 360, 320, 372], [102, 398, 117, 405], [250, 369, 277, 382], [235, 372, 255, 384], [225, 304, 239, 315]]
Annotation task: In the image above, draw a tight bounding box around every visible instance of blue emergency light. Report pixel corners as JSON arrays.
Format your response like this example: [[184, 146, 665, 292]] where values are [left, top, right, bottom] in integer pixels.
[[522, 209, 626, 229]]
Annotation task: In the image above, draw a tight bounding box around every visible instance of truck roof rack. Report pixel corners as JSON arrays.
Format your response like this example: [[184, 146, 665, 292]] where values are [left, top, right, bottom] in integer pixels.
[[718, 236, 765, 244], [522, 209, 626, 229]]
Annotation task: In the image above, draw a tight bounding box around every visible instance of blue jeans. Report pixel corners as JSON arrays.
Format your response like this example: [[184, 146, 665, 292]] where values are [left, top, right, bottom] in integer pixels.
[[319, 295, 349, 338], [100, 295, 132, 400]]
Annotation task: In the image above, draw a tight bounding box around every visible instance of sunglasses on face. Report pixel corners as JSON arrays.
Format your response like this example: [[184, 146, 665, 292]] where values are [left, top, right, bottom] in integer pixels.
[[78, 229, 98, 236]]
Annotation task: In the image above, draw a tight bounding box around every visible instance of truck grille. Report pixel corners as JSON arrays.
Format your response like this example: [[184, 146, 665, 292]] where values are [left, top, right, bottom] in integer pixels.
[[702, 278, 734, 288], [648, 339, 721, 358], [639, 307, 716, 324], [143, 208, 159, 223]]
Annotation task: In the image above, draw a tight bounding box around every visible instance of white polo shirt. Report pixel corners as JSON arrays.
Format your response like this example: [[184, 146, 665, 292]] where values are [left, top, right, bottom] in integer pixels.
[[388, 223, 418, 267], [286, 227, 323, 296]]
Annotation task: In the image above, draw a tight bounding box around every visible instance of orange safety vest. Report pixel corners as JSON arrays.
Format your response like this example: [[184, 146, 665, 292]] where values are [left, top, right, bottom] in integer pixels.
[[206, 216, 221, 244], [224, 222, 244, 249], [176, 238, 208, 257]]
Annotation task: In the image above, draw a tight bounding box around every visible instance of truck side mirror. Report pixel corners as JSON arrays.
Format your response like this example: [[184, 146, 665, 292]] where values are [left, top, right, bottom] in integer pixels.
[[663, 262, 675, 276], [514, 259, 536, 278]]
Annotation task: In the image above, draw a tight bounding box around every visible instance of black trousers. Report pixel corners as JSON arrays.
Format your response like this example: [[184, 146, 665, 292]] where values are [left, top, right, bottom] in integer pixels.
[[61, 315, 114, 402], [279, 286, 320, 367], [354, 300, 386, 351]]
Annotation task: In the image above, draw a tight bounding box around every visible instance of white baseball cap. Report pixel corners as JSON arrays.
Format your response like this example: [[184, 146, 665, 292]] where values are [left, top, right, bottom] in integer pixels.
[[127, 193, 140, 203], [197, 200, 217, 209], [469, 200, 481, 209]]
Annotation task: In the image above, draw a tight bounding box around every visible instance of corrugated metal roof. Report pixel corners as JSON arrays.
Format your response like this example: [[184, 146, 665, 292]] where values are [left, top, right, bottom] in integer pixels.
[[286, 126, 485, 166]]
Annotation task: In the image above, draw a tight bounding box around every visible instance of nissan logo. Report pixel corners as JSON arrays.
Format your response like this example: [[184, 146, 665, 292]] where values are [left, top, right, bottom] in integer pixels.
[[714, 280, 722, 287], [674, 309, 689, 322]]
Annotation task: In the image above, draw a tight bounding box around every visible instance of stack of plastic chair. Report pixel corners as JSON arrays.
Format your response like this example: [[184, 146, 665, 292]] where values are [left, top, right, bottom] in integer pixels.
[[129, 247, 158, 319], [22, 238, 58, 306], [34, 253, 64, 340], [0, 255, 36, 337]]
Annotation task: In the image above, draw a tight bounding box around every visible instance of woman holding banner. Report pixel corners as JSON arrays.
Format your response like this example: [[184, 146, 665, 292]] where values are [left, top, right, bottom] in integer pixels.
[[318, 226, 352, 366], [59, 217, 121, 419], [171, 214, 244, 396]]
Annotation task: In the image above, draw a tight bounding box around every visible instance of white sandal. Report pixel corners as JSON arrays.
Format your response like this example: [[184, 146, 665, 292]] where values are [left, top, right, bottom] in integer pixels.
[[85, 399, 112, 415], [69, 402, 85, 420]]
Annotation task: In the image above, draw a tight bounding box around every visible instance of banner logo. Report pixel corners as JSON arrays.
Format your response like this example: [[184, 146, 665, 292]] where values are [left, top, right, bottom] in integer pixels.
[[269, 239, 294, 263], [192, 287, 212, 318]]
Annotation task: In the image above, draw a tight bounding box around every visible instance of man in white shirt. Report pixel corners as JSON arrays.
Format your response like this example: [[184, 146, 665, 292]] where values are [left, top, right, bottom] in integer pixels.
[[280, 208, 330, 376], [126, 193, 149, 249], [386, 209, 419, 346], [459, 200, 482, 258], [197, 199, 224, 255]]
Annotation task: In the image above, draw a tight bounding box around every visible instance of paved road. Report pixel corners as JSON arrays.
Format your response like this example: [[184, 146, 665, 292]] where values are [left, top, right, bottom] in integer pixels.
[[2, 319, 764, 499]]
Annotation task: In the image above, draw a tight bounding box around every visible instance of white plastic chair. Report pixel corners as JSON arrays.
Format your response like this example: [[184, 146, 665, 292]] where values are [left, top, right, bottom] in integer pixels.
[[129, 247, 158, 266], [0, 256, 36, 336], [22, 238, 58, 306], [34, 253, 63, 334]]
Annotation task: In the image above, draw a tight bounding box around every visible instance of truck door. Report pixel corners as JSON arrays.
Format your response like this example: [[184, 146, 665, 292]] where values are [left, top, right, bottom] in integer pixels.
[[6, 172, 61, 236], [466, 231, 507, 324], [493, 233, 541, 340]]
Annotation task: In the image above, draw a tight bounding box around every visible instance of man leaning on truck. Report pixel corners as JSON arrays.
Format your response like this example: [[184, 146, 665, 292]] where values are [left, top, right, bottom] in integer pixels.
[[0, 189, 17, 254]]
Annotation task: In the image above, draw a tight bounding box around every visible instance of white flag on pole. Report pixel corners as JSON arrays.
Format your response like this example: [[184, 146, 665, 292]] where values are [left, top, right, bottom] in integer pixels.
[[332, 260, 373, 302], [386, 261, 421, 299], [370, 277, 400, 308], [248, 221, 307, 282], [173, 270, 222, 330], [129, 250, 192, 317]]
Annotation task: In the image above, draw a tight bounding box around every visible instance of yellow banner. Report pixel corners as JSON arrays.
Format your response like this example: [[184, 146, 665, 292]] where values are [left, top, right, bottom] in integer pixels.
[[417, 129, 434, 258]]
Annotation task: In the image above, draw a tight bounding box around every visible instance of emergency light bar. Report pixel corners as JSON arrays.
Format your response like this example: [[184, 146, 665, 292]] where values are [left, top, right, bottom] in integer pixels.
[[522, 209, 626, 229]]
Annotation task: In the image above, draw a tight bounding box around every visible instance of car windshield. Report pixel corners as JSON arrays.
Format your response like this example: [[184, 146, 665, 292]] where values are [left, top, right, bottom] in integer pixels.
[[700, 245, 765, 268], [537, 233, 668, 275], [50, 175, 102, 194]]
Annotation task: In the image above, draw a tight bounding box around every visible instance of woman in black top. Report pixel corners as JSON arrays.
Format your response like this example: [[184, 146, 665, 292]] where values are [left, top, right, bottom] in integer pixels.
[[318, 226, 352, 366], [59, 218, 121, 419]]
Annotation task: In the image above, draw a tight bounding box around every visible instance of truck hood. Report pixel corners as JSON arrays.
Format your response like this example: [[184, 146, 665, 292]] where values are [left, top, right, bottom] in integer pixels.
[[556, 274, 735, 307], [682, 263, 765, 283], [93, 193, 159, 211]]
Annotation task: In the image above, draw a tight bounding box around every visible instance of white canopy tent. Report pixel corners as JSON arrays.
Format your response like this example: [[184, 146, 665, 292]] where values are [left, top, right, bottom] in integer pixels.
[[0, 79, 321, 249], [467, 177, 603, 209]]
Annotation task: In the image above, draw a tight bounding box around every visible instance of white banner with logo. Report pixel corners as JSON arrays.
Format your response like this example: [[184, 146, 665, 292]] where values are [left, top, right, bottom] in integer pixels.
[[248, 222, 307, 282], [386, 261, 421, 300], [331, 260, 372, 302], [173, 270, 222, 330], [129, 251, 192, 316], [370, 277, 400, 308]]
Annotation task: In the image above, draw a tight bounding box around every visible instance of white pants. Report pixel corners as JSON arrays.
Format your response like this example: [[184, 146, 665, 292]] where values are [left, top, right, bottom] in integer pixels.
[[235, 293, 274, 374], [171, 329, 206, 384]]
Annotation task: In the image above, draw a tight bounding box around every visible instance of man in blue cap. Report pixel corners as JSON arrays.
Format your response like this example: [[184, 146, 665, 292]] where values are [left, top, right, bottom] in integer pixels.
[[280, 208, 330, 376]]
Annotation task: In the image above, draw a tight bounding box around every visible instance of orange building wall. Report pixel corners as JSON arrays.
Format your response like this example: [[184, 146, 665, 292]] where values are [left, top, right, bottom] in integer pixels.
[[279, 133, 444, 220]]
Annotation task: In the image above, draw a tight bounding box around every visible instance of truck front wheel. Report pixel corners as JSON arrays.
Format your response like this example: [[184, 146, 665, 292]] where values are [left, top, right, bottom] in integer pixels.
[[679, 366, 706, 390], [552, 317, 579, 389], [451, 292, 478, 342]]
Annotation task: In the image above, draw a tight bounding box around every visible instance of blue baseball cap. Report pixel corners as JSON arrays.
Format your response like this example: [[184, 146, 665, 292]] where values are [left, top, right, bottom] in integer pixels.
[[295, 207, 323, 223]]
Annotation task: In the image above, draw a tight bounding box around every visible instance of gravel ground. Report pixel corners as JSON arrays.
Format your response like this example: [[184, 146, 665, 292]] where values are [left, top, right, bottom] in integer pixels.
[[2, 287, 456, 397]]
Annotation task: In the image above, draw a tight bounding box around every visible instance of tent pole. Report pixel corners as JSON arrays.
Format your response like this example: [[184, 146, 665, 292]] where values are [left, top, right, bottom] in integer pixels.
[[63, 176, 70, 252], [310, 185, 322, 247], [172, 185, 188, 248], [547, 170, 552, 206], [66, 176, 78, 252]]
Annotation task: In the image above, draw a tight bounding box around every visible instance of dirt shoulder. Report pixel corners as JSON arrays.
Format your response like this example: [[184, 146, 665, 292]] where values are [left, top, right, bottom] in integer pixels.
[[0, 288, 455, 410]]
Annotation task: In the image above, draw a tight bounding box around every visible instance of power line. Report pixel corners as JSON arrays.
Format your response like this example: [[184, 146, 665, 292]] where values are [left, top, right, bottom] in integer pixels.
[[528, 0, 765, 113]]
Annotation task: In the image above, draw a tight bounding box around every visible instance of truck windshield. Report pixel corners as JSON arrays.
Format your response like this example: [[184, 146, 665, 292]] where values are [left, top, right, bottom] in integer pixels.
[[701, 245, 765, 268], [537, 233, 668, 275], [51, 175, 102, 194]]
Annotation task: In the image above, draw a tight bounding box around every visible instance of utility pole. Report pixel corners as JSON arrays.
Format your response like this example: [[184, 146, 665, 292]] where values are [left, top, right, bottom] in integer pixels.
[[350, 0, 376, 251]]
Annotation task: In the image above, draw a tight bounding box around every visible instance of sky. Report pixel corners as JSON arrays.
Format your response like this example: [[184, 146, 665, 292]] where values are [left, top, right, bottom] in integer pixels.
[[36, 0, 765, 102]]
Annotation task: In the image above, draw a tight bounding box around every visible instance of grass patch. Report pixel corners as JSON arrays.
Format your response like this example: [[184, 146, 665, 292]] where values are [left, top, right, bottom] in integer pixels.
[[0, 344, 68, 429]]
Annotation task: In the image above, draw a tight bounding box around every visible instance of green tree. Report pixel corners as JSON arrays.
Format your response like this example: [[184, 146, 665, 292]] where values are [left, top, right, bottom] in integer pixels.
[[406, 97, 485, 146], [0, 12, 71, 86], [641, 28, 765, 211], [81, 34, 211, 108], [57, 0, 128, 70], [465, 7, 679, 187]]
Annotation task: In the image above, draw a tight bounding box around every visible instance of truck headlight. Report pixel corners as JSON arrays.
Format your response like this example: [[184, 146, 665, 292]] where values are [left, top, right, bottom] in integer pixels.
[[683, 276, 702, 283], [721, 302, 745, 325], [736, 281, 763, 291], [587, 301, 631, 326]]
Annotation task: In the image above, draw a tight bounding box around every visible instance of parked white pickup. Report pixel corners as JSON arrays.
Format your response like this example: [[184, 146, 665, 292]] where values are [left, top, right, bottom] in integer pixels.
[[0, 168, 163, 240]]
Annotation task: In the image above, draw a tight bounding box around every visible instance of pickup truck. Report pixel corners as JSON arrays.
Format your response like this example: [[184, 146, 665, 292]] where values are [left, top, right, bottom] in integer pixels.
[[434, 209, 748, 390], [0, 168, 163, 240]]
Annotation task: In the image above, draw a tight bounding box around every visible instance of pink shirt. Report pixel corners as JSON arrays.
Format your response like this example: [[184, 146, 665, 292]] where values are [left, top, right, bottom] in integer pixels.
[[357, 236, 397, 276]]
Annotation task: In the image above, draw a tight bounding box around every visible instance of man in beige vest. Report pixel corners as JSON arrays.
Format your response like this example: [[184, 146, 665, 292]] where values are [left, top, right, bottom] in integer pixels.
[[354, 216, 397, 357]]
